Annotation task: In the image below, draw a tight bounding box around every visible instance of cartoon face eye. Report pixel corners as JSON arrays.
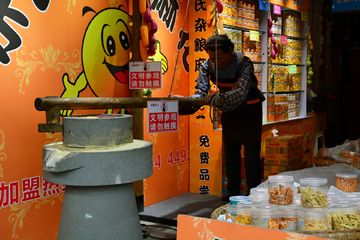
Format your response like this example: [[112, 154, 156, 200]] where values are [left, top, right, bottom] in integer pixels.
[[106, 35, 116, 56], [119, 31, 130, 50]]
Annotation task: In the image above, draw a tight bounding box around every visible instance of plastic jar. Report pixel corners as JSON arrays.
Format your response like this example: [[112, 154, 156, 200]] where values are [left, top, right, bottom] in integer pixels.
[[268, 175, 294, 205], [250, 194, 269, 203], [237, 201, 262, 209], [251, 208, 279, 229], [279, 208, 298, 231], [336, 173, 357, 193], [329, 204, 360, 230], [328, 191, 344, 198], [254, 204, 278, 210], [225, 205, 252, 225], [338, 193, 360, 202], [229, 196, 250, 205], [331, 199, 359, 206], [298, 208, 328, 231], [300, 178, 328, 208], [250, 187, 267, 195], [327, 196, 339, 205]]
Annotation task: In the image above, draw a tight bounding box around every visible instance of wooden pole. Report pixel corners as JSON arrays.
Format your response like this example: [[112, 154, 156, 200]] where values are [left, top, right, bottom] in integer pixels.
[[131, 0, 146, 212], [35, 97, 206, 111]]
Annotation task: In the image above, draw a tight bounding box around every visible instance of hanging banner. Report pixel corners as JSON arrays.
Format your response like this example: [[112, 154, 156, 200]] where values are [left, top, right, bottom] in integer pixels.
[[250, 30, 260, 41], [189, 0, 222, 196], [289, 65, 297, 74], [280, 35, 288, 45], [269, 0, 308, 14], [259, 1, 269, 11], [129, 61, 162, 89], [274, 4, 281, 15], [301, 12, 308, 21], [147, 101, 178, 133], [332, 0, 360, 12]]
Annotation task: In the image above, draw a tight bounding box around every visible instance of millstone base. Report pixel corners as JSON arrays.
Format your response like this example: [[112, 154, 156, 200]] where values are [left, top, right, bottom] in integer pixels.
[[58, 183, 142, 240]]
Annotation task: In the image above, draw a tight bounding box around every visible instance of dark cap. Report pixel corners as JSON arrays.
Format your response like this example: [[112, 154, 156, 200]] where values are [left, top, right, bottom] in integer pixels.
[[206, 34, 234, 53]]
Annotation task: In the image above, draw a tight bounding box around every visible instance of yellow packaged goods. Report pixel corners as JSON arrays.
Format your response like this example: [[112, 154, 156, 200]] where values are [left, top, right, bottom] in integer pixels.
[[252, 208, 279, 229], [225, 205, 252, 225], [279, 208, 298, 231], [300, 178, 328, 208], [329, 204, 360, 230], [336, 173, 357, 193], [268, 175, 294, 205], [298, 209, 328, 231]]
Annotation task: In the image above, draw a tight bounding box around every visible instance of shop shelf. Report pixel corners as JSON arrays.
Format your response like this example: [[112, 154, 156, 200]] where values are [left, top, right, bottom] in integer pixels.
[[273, 33, 306, 41], [223, 24, 266, 35], [272, 63, 305, 67]]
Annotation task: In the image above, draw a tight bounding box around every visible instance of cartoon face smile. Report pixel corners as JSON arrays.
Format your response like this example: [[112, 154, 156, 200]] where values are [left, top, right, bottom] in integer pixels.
[[82, 6, 132, 97], [102, 58, 128, 84]]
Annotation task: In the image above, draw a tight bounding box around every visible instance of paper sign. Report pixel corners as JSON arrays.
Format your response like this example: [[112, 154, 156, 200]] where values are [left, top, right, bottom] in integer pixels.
[[147, 101, 178, 133], [250, 30, 259, 42], [280, 35, 288, 45], [274, 4, 281, 15], [129, 61, 162, 89], [289, 65, 297, 74], [259, 1, 268, 11], [301, 12, 308, 21]]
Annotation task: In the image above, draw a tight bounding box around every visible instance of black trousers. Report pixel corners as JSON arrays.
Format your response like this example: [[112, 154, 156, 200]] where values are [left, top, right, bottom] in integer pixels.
[[224, 142, 262, 196]]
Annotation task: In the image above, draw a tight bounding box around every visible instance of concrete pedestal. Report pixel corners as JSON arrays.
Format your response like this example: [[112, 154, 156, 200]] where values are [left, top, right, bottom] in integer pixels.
[[58, 184, 142, 240]]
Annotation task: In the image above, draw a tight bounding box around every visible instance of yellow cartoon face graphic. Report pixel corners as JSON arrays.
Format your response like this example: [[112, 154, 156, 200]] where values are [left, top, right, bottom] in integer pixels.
[[83, 6, 132, 97], [60, 5, 132, 115]]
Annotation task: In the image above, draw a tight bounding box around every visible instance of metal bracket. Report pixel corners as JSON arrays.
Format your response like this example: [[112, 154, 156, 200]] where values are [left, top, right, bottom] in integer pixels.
[[39, 105, 63, 132]]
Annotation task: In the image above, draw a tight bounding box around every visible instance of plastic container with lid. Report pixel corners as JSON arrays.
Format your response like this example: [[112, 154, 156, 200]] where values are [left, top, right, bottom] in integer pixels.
[[293, 193, 301, 205], [328, 191, 344, 198], [237, 201, 262, 209], [254, 204, 278, 210], [327, 196, 339, 204], [251, 208, 279, 229], [229, 196, 250, 205], [329, 204, 360, 230], [331, 199, 359, 206], [336, 173, 357, 193], [225, 205, 252, 225], [300, 178, 328, 208], [268, 175, 294, 205], [279, 208, 298, 231], [250, 194, 269, 203], [298, 208, 328, 231], [338, 193, 360, 202]]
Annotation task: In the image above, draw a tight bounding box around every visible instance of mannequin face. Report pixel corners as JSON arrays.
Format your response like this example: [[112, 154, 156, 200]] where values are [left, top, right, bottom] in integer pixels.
[[207, 49, 233, 68]]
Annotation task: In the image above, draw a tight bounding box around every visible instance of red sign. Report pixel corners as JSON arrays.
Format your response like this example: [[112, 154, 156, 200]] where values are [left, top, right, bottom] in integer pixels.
[[280, 35, 288, 45], [274, 4, 281, 15], [129, 61, 162, 89], [147, 101, 178, 133]]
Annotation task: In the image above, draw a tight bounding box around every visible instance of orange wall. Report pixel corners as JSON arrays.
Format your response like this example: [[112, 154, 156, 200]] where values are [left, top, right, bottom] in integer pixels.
[[0, 0, 189, 238], [143, 0, 190, 205], [188, 0, 223, 196]]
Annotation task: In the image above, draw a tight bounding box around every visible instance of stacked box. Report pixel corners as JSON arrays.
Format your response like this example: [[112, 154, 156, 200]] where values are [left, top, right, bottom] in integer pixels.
[[264, 135, 304, 179], [263, 159, 307, 180]]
